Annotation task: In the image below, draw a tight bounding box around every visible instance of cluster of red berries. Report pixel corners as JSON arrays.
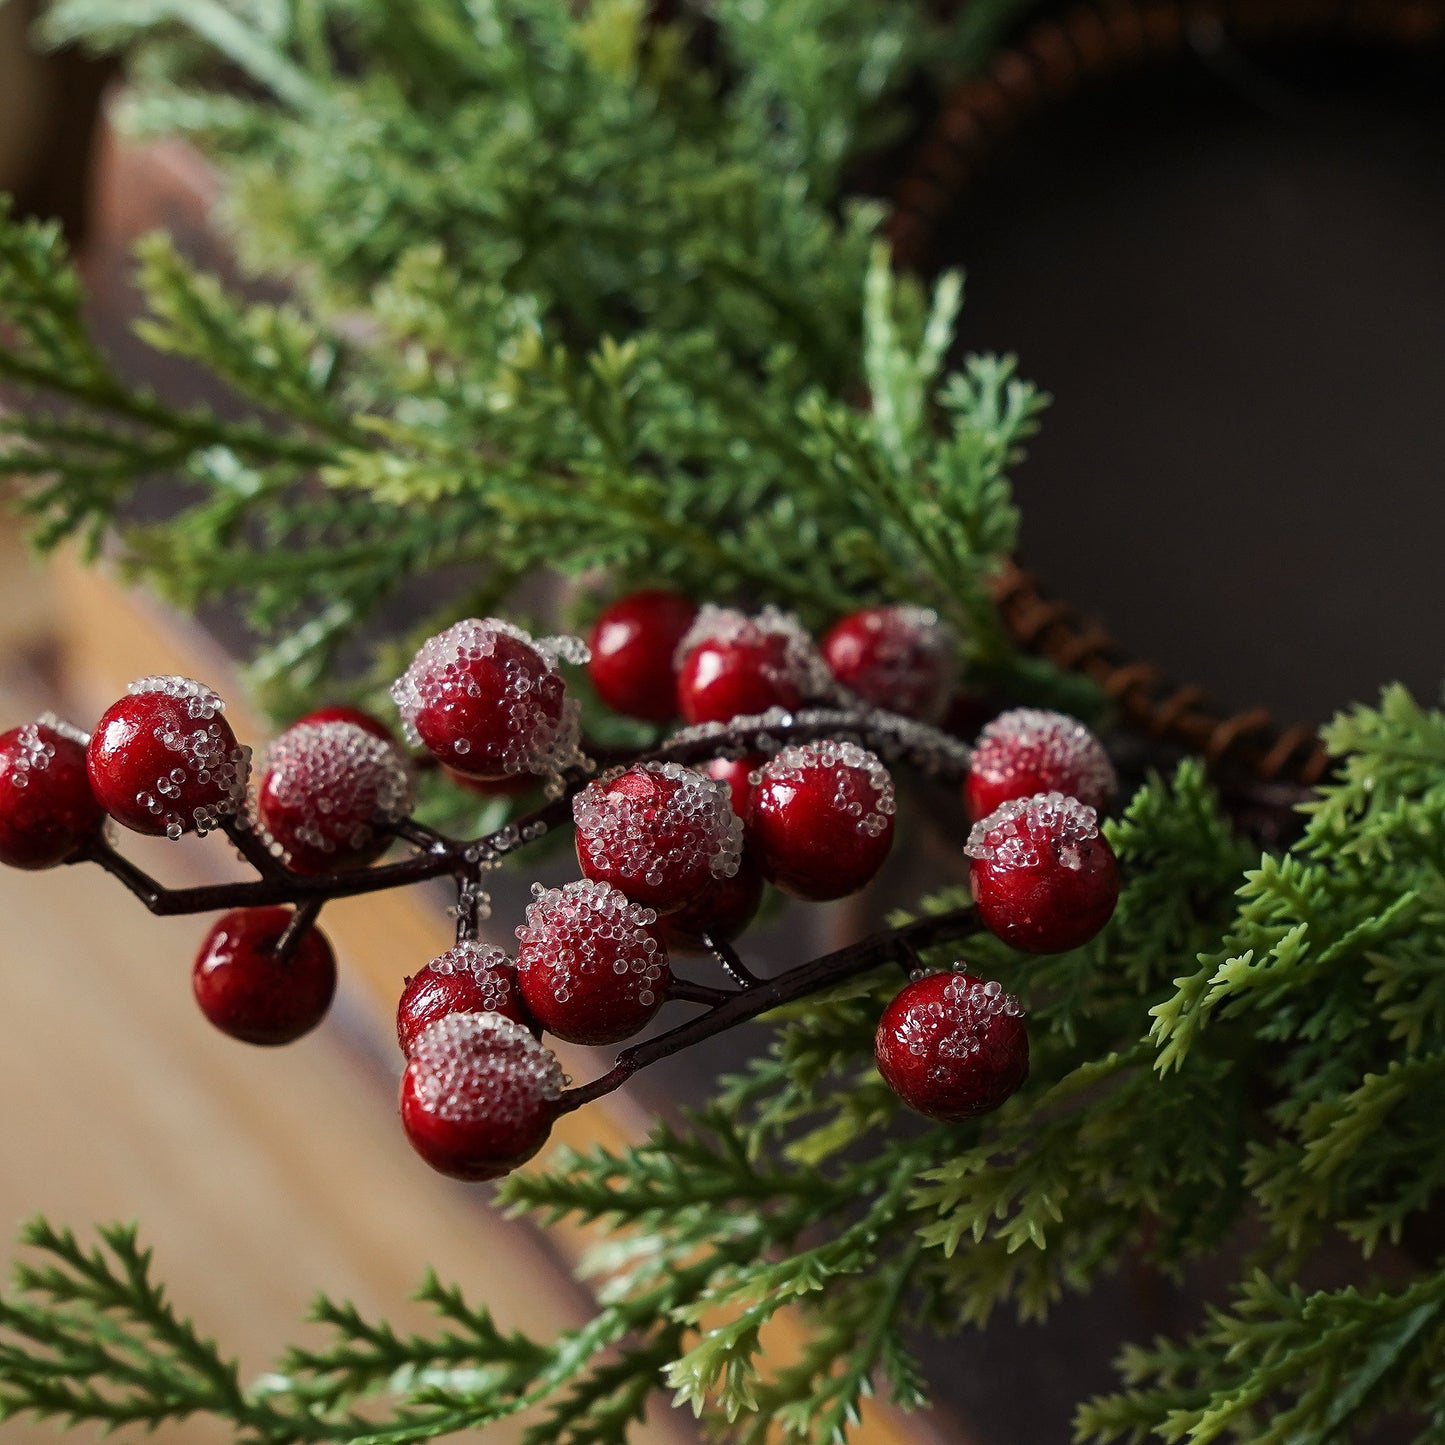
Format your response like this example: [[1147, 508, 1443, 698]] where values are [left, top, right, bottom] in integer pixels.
[[0, 590, 1124, 1179]]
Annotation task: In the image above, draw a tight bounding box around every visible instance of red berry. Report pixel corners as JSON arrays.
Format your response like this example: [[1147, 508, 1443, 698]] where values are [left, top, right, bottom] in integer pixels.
[[192, 906, 337, 1045], [965, 708, 1116, 822], [660, 860, 765, 951], [746, 741, 895, 901], [966, 792, 1120, 953], [675, 605, 831, 726], [822, 605, 955, 722], [0, 717, 103, 869], [294, 704, 396, 742], [391, 619, 584, 780], [88, 677, 250, 839], [514, 880, 671, 1044], [399, 1012, 563, 1180], [573, 761, 743, 913], [587, 589, 697, 722], [702, 755, 763, 817], [875, 971, 1028, 1121], [396, 943, 529, 1055], [256, 720, 413, 874]]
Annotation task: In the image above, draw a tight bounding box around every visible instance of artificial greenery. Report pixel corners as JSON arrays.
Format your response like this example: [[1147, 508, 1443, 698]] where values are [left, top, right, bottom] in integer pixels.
[[2, 1, 1443, 1441]]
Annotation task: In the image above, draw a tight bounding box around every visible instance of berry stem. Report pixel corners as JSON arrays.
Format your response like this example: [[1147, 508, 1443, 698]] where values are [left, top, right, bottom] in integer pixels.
[[557, 905, 976, 1111], [703, 933, 761, 988], [454, 870, 486, 944], [221, 815, 285, 878], [273, 897, 324, 964], [668, 979, 738, 1007]]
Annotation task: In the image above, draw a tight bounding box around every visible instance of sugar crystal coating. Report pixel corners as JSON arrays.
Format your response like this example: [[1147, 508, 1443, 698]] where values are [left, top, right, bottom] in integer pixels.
[[822, 605, 957, 722], [893, 973, 1024, 1065], [573, 761, 742, 912], [964, 791, 1099, 872], [756, 740, 896, 839], [967, 708, 1116, 818], [408, 1011, 563, 1125], [0, 719, 102, 869]]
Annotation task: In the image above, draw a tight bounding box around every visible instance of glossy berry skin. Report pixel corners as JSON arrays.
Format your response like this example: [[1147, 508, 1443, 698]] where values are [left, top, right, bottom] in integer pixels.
[[573, 762, 742, 914], [587, 590, 697, 722], [0, 720, 103, 869], [660, 861, 765, 951], [88, 678, 249, 839], [515, 880, 671, 1045], [821, 605, 955, 723], [702, 756, 763, 818], [294, 704, 396, 742], [746, 741, 895, 901], [192, 907, 337, 1045], [965, 708, 1116, 822], [397, 943, 530, 1055], [966, 792, 1120, 954], [391, 619, 580, 780], [875, 971, 1028, 1121], [256, 720, 413, 874], [399, 1012, 563, 1181], [674, 605, 828, 726]]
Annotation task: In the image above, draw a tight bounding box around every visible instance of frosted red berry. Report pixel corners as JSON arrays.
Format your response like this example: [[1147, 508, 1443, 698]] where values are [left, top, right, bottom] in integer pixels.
[[257, 720, 413, 874], [822, 605, 956, 723], [966, 792, 1120, 953], [396, 942, 529, 1055], [192, 906, 337, 1045], [875, 971, 1028, 1121], [87, 677, 250, 839], [294, 704, 396, 742], [746, 740, 895, 901], [0, 717, 103, 869], [660, 860, 765, 951], [515, 879, 671, 1044], [965, 708, 1116, 822], [399, 1012, 563, 1180], [702, 756, 763, 818], [573, 761, 742, 913], [674, 605, 830, 725], [588, 589, 697, 722], [391, 619, 584, 780]]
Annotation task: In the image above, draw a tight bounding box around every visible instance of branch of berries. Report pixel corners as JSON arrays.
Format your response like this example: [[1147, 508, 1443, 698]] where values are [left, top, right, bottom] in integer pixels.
[[1, 593, 1121, 1183]]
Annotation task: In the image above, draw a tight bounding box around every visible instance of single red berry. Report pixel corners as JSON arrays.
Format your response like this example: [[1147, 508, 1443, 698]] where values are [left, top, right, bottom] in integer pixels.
[[746, 740, 895, 901], [822, 605, 956, 722], [397, 943, 530, 1055], [391, 619, 584, 780], [256, 720, 413, 874], [88, 677, 250, 839], [294, 704, 396, 742], [702, 755, 763, 818], [674, 605, 831, 726], [400, 1012, 563, 1180], [965, 708, 1116, 821], [573, 761, 742, 913], [192, 906, 337, 1045], [966, 792, 1120, 953], [875, 971, 1029, 1121], [660, 860, 765, 951], [514, 879, 671, 1044], [587, 589, 697, 722], [0, 717, 103, 869]]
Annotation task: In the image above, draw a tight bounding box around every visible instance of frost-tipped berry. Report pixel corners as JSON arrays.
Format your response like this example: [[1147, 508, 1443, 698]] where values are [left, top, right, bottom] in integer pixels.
[[391, 619, 584, 780], [515, 879, 670, 1044], [966, 792, 1119, 953], [400, 1012, 563, 1180], [192, 907, 337, 1045], [0, 717, 103, 869], [88, 677, 250, 839], [965, 708, 1116, 821], [257, 720, 413, 874], [573, 761, 742, 913], [660, 860, 765, 951], [397, 942, 529, 1055], [674, 605, 830, 725], [746, 740, 895, 901], [875, 971, 1028, 1120], [702, 755, 763, 818], [588, 589, 697, 722], [822, 605, 955, 723]]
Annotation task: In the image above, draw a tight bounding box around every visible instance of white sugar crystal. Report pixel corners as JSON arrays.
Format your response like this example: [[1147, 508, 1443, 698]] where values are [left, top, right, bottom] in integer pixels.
[[964, 791, 1100, 871], [128, 675, 226, 720], [674, 604, 836, 699], [515, 878, 666, 993], [971, 708, 1116, 808], [758, 739, 896, 838], [409, 1011, 563, 1123], [424, 943, 515, 1007], [35, 712, 91, 748], [896, 970, 1025, 1074]]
